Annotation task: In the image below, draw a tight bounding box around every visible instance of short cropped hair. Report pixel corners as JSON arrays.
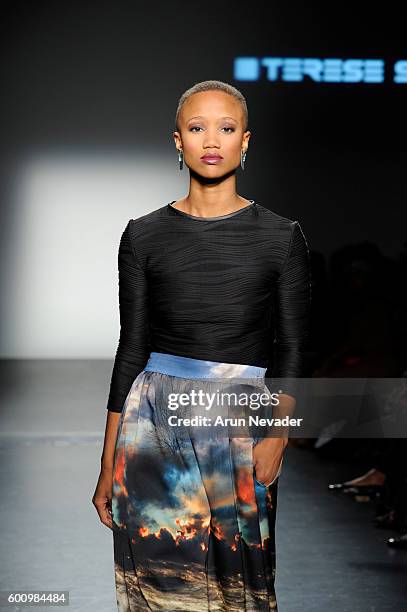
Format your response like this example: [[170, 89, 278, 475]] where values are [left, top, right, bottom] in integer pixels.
[[175, 80, 249, 132]]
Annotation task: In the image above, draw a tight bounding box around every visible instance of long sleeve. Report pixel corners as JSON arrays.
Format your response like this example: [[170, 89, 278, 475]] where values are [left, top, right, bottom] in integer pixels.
[[269, 220, 312, 400], [106, 221, 150, 412]]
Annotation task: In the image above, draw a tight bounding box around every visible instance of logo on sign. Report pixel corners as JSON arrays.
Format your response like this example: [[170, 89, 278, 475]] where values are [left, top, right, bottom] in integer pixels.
[[234, 57, 407, 84]]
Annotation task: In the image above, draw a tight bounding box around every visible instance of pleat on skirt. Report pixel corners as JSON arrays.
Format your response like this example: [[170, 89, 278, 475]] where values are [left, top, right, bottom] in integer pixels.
[[111, 351, 282, 611]]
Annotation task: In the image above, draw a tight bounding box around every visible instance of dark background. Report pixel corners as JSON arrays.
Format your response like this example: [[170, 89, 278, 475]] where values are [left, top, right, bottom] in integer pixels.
[[1, 1, 405, 257], [0, 0, 406, 368]]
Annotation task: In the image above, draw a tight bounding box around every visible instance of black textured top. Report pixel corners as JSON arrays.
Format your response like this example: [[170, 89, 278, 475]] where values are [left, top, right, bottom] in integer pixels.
[[106, 200, 312, 412]]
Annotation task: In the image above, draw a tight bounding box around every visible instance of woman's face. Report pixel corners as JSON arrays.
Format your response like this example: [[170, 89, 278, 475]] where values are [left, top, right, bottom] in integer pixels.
[[174, 90, 250, 177]]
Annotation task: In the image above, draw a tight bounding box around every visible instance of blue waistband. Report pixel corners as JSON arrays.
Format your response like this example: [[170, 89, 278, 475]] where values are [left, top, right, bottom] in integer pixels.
[[144, 351, 267, 380]]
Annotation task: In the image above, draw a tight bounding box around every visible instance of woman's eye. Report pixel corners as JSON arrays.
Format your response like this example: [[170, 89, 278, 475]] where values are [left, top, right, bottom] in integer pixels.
[[190, 126, 235, 133]]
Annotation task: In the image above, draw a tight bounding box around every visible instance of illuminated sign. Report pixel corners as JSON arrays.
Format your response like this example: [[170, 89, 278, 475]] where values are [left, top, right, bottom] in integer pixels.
[[234, 57, 407, 84]]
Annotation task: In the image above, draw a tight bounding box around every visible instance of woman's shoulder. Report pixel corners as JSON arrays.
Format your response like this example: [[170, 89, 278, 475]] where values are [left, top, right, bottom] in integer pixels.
[[255, 202, 297, 226], [125, 204, 170, 237], [121, 205, 172, 266], [254, 204, 309, 261], [128, 203, 168, 226]]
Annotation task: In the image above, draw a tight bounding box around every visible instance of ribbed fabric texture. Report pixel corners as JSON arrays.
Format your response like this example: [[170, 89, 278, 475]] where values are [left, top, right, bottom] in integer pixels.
[[106, 201, 312, 412]]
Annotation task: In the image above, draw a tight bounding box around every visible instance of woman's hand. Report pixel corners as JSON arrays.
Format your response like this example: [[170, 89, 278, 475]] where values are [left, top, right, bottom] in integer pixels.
[[92, 466, 114, 530], [94, 409, 122, 530], [252, 437, 288, 486]]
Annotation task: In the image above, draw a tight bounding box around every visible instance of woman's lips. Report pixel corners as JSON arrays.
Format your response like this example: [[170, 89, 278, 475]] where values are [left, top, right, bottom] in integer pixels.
[[201, 156, 223, 164]]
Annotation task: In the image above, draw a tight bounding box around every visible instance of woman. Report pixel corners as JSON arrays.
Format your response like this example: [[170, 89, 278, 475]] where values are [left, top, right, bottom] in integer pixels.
[[93, 80, 312, 611]]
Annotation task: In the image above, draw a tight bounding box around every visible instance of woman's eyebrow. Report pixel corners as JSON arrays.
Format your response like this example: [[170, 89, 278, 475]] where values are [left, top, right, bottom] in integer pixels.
[[187, 116, 238, 122]]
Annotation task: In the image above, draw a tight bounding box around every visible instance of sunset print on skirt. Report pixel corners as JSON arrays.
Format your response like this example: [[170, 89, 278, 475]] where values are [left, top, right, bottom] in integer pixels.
[[112, 352, 281, 611]]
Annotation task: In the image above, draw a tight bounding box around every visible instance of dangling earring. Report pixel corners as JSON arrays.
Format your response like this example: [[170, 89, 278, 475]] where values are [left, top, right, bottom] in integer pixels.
[[241, 149, 247, 170], [177, 148, 184, 171]]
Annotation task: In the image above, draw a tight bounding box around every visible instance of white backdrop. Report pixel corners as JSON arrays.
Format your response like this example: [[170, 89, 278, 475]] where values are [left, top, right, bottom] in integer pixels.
[[1, 151, 187, 358]]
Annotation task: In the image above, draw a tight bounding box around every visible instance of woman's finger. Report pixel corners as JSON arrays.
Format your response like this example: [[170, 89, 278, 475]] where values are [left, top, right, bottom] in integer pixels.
[[254, 453, 284, 485]]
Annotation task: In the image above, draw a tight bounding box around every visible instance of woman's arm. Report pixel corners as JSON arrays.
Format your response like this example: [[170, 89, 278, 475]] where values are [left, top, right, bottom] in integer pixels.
[[253, 220, 312, 484], [101, 410, 122, 469], [106, 220, 150, 412], [266, 220, 312, 436], [93, 220, 150, 528], [92, 410, 121, 529], [270, 220, 312, 404]]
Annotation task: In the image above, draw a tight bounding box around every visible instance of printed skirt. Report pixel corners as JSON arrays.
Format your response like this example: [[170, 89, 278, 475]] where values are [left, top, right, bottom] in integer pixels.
[[112, 351, 283, 611]]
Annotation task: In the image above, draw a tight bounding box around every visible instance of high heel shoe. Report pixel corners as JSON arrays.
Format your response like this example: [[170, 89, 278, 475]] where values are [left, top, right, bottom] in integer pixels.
[[328, 482, 349, 491], [328, 482, 384, 499], [387, 533, 407, 549], [342, 484, 384, 497]]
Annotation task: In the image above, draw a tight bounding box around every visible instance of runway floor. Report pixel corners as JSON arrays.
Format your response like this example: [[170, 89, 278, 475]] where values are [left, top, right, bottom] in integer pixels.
[[0, 360, 406, 611]]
